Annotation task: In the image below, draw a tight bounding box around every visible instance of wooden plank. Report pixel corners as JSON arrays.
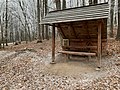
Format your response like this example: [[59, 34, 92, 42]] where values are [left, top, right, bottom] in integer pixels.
[[47, 4, 109, 17], [58, 51, 96, 56], [97, 22, 102, 68], [48, 7, 109, 16], [69, 39, 107, 42], [42, 15, 108, 24], [47, 10, 109, 19], [48, 12, 109, 19], [62, 46, 97, 49], [41, 5, 109, 24], [45, 13, 108, 21], [51, 24, 55, 63]]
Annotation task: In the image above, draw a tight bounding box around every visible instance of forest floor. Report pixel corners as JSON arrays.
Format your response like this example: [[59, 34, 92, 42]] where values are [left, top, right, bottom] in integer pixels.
[[0, 38, 120, 90]]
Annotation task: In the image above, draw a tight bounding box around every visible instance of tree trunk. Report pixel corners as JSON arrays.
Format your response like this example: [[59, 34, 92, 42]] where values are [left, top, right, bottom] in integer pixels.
[[110, 0, 115, 38], [1, 24, 4, 48], [25, 15, 28, 43], [42, 0, 45, 40], [2, 13, 5, 48], [10, 17, 14, 43], [32, 31, 35, 40], [37, 0, 42, 43], [89, 0, 93, 5], [45, 0, 49, 40], [62, 0, 66, 9], [83, 0, 85, 6], [21, 30, 24, 41], [5, 0, 8, 46], [55, 0, 61, 10], [15, 25, 19, 44], [116, 0, 120, 40], [28, 25, 31, 42], [94, 0, 97, 4], [0, 16, 2, 48], [114, 13, 117, 27], [18, 0, 29, 43], [77, 0, 79, 7], [18, 22, 21, 43], [89, 0, 97, 5], [0, 42, 1, 49]]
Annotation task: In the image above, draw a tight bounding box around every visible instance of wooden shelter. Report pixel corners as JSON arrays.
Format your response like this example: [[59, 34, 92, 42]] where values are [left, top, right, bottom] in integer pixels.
[[41, 3, 109, 68]]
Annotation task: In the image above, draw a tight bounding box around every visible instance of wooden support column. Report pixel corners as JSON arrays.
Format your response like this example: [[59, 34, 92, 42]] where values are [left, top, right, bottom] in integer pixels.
[[97, 22, 102, 68], [51, 23, 56, 64]]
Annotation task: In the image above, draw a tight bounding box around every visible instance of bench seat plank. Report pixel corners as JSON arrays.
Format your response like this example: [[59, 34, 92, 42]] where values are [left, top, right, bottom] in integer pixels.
[[58, 51, 96, 56]]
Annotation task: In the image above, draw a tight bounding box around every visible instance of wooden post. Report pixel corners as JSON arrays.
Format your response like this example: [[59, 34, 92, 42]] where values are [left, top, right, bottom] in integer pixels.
[[51, 23, 56, 64], [97, 22, 102, 69]]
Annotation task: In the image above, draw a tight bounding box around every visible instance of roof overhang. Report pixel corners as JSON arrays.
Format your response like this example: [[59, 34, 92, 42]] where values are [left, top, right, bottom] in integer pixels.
[[41, 3, 109, 25]]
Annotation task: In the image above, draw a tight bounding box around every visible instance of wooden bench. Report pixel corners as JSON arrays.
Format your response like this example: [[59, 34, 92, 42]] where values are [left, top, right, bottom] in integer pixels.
[[58, 51, 96, 56], [58, 51, 96, 61]]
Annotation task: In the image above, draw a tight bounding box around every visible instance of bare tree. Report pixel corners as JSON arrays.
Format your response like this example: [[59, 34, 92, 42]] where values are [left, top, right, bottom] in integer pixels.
[[89, 0, 98, 5], [5, 0, 8, 46], [109, 0, 115, 38], [89, 0, 93, 5], [9, 16, 14, 44], [62, 0, 66, 9], [54, 0, 61, 10], [77, 0, 79, 6], [83, 0, 85, 6], [17, 0, 32, 43], [41, 0, 45, 40], [0, 0, 45, 45], [0, 16, 2, 48], [94, 0, 98, 4], [1, 13, 5, 48], [37, 0, 42, 43], [45, 0, 49, 40], [116, 0, 120, 40]]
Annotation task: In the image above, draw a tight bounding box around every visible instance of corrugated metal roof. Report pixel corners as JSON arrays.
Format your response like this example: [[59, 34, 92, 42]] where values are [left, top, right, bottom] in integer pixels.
[[41, 3, 109, 24]]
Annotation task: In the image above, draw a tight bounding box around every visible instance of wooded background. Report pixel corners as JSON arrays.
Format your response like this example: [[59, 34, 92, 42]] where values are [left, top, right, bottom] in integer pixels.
[[0, 0, 119, 48]]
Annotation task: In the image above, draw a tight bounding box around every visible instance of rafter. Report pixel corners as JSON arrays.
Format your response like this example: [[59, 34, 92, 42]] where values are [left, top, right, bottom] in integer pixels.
[[58, 24, 66, 38], [70, 23, 77, 38]]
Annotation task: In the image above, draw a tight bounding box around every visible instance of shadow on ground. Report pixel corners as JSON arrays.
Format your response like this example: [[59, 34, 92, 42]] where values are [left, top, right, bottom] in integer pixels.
[[43, 54, 99, 77]]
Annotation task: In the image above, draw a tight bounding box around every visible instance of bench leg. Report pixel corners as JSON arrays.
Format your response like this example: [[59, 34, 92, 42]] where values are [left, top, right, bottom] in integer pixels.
[[88, 56, 91, 61], [65, 54, 69, 62], [68, 55, 70, 60]]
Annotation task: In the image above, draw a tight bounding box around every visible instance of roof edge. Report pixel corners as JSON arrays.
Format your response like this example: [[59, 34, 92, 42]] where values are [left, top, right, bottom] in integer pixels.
[[49, 2, 108, 13]]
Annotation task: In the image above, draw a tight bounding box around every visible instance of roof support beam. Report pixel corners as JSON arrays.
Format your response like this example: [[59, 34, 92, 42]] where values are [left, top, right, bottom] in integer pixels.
[[58, 24, 66, 38], [85, 22, 91, 39], [51, 24, 56, 64], [84, 22, 92, 47], [97, 22, 102, 68], [70, 23, 77, 38]]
